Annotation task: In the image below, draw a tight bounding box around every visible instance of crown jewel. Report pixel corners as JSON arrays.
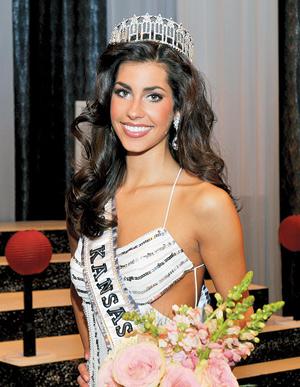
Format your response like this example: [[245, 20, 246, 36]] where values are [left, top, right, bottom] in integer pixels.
[[109, 13, 194, 61]]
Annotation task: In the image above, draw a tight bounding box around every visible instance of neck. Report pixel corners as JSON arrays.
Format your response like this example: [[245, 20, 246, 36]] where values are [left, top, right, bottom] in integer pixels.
[[123, 145, 180, 189]]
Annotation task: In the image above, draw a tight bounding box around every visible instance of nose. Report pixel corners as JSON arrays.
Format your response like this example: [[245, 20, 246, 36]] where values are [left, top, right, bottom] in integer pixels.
[[127, 97, 144, 120]]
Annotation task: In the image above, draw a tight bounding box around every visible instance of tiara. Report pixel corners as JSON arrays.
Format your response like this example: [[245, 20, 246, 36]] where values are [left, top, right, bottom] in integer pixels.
[[109, 14, 194, 61]]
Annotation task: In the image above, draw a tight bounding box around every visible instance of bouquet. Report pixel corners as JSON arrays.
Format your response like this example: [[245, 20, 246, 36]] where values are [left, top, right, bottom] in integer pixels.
[[97, 272, 284, 386]]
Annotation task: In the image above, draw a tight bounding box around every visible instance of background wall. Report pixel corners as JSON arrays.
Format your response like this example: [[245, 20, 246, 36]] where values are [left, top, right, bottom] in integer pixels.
[[0, 0, 15, 221]]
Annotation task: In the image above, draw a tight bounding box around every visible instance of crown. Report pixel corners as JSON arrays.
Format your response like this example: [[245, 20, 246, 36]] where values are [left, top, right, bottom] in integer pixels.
[[109, 14, 194, 61]]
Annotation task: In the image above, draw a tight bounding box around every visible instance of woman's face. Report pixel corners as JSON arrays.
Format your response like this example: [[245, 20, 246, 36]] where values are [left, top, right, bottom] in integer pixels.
[[110, 61, 176, 154]]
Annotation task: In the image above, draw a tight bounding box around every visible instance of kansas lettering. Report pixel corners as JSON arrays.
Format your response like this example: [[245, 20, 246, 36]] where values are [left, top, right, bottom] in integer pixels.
[[90, 245, 133, 337]]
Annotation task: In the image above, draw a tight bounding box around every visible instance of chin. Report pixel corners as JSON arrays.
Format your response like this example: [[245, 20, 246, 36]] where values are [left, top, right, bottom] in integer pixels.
[[122, 143, 152, 155], [119, 136, 168, 155]]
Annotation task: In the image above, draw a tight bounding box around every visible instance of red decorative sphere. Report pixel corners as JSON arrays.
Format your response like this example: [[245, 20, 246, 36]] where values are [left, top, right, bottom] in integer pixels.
[[5, 230, 52, 275], [279, 215, 300, 252]]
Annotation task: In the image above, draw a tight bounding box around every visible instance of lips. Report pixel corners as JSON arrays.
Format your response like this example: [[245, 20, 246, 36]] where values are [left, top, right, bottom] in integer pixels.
[[122, 123, 153, 138]]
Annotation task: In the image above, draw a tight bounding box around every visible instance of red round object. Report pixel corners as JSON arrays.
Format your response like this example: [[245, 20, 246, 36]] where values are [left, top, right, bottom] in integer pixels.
[[5, 230, 52, 275], [279, 215, 300, 252]]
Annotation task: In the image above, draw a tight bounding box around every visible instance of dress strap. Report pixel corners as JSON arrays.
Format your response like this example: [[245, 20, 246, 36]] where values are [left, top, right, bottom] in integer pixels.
[[162, 167, 183, 228]]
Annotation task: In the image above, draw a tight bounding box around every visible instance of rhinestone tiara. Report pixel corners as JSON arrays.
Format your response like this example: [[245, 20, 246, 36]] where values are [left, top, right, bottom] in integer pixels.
[[109, 13, 194, 61]]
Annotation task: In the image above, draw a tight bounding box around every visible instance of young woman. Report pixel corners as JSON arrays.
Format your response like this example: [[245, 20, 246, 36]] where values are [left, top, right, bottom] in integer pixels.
[[66, 14, 248, 387]]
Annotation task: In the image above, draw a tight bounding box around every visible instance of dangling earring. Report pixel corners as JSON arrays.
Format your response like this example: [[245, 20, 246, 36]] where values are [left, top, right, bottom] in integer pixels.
[[172, 114, 180, 150]]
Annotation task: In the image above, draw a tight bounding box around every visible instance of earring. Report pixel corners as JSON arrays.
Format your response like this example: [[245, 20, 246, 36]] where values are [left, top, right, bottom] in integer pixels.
[[172, 114, 180, 150]]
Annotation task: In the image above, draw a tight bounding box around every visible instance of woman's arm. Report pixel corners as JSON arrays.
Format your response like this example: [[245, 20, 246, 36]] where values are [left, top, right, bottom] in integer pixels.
[[68, 228, 90, 386], [70, 283, 90, 359], [194, 184, 253, 321]]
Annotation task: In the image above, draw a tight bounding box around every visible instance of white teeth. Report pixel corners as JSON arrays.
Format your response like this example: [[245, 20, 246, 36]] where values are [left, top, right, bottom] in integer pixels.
[[124, 124, 152, 133]]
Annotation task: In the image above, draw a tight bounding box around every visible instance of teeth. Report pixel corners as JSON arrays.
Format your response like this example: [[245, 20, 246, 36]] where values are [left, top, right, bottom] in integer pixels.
[[124, 125, 152, 133]]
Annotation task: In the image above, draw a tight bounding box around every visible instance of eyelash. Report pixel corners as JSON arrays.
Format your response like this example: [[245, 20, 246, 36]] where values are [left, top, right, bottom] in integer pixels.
[[148, 93, 163, 102], [113, 88, 163, 102], [113, 88, 129, 98]]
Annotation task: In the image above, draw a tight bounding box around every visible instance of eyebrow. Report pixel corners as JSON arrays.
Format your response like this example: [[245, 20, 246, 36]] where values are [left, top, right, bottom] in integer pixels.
[[114, 81, 166, 92]]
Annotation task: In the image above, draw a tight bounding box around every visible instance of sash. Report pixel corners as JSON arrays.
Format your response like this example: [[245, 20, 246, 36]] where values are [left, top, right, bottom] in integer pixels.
[[82, 198, 137, 351]]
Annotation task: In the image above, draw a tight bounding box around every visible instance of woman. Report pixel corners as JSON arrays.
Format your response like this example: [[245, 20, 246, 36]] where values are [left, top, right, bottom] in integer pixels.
[[66, 14, 248, 387]]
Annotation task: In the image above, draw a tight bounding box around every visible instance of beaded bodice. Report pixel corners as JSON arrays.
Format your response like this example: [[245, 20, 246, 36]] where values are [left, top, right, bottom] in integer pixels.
[[116, 226, 205, 305]]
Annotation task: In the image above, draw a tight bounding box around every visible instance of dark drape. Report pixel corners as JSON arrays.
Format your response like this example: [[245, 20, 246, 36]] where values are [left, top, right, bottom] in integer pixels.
[[279, 0, 300, 319], [13, 0, 106, 220]]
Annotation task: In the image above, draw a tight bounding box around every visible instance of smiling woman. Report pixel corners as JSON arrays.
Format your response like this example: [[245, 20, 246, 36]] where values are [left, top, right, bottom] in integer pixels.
[[111, 62, 175, 151], [65, 14, 249, 387]]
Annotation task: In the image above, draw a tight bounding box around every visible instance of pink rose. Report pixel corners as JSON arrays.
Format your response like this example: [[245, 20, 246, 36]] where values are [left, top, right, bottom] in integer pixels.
[[160, 365, 201, 387], [196, 358, 239, 387], [112, 341, 165, 387], [98, 359, 120, 387]]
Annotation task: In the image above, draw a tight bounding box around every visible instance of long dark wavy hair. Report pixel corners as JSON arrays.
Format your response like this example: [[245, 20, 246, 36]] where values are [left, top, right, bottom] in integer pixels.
[[66, 41, 234, 238]]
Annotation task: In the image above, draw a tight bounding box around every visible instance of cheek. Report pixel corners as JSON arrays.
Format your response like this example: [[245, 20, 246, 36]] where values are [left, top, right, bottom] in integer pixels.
[[152, 103, 174, 128], [110, 96, 127, 122], [110, 98, 118, 121]]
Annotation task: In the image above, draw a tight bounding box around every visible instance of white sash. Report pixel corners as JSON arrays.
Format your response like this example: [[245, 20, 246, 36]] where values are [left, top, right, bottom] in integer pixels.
[[82, 199, 137, 351]]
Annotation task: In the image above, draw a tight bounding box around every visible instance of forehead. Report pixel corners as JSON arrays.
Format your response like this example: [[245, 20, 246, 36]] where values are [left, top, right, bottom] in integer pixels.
[[115, 61, 170, 87]]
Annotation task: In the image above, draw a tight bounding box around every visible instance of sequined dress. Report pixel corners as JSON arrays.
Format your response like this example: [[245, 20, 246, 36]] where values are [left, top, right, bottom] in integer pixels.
[[70, 168, 210, 386]]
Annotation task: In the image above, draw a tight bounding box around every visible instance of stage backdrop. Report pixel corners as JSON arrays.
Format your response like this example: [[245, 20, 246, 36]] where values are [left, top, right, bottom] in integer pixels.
[[13, 0, 106, 220]]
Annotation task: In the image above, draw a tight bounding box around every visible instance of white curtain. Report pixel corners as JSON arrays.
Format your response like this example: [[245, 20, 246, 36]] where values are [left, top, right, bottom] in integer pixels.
[[177, 0, 280, 302]]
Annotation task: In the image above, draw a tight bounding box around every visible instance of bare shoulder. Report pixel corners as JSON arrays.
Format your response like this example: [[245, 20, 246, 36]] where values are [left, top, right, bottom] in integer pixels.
[[180, 171, 236, 218], [178, 172, 242, 248], [193, 182, 236, 218]]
